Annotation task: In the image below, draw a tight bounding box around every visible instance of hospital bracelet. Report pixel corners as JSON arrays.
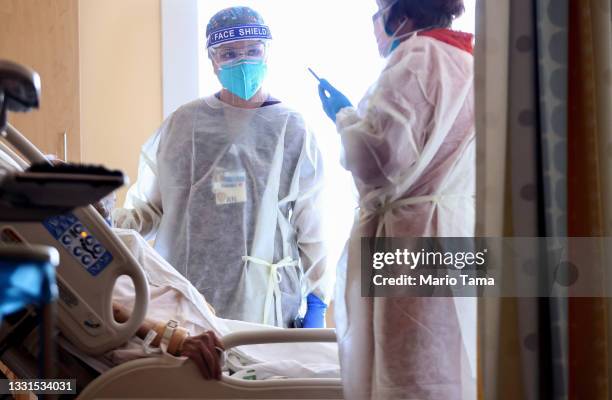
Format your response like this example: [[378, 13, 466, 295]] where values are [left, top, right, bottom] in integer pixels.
[[152, 321, 189, 356], [169, 327, 189, 355]]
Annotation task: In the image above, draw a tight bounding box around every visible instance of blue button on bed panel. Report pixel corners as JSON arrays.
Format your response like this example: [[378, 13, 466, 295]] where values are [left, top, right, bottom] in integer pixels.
[[42, 213, 113, 277], [93, 244, 103, 255], [88, 252, 113, 276]]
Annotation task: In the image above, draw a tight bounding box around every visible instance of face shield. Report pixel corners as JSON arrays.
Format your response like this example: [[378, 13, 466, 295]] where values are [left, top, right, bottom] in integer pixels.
[[209, 40, 270, 68], [206, 25, 273, 102]]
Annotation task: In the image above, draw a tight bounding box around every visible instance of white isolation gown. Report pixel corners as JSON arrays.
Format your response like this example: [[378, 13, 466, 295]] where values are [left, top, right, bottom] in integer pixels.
[[112, 96, 330, 327], [334, 31, 477, 400]]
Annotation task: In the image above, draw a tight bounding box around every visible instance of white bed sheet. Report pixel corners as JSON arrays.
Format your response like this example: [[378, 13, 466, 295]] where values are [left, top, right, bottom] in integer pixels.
[[107, 229, 339, 380]]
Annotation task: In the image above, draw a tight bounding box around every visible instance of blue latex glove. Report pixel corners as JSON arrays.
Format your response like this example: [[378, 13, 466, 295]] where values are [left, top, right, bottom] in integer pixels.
[[301, 293, 327, 328], [317, 79, 352, 123]]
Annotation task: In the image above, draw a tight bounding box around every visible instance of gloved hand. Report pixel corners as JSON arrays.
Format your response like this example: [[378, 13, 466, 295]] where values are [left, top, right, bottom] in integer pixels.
[[301, 293, 327, 328], [317, 79, 352, 123]]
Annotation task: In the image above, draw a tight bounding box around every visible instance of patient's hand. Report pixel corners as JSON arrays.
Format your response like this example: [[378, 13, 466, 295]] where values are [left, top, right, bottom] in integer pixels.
[[180, 331, 224, 380], [112, 302, 224, 380]]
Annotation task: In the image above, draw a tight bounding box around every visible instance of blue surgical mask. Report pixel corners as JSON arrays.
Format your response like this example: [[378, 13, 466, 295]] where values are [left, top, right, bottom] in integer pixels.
[[374, 11, 409, 57], [373, 0, 431, 58], [218, 61, 268, 100]]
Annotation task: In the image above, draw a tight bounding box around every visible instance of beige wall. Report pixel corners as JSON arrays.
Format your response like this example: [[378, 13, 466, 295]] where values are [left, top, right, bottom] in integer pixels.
[[79, 0, 163, 205], [0, 0, 81, 160]]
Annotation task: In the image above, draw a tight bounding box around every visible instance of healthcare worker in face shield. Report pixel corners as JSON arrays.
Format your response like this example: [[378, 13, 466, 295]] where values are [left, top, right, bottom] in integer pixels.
[[316, 0, 476, 399], [113, 7, 330, 329]]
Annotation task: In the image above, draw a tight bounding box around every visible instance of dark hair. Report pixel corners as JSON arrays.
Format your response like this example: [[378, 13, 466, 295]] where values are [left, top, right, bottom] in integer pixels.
[[386, 0, 465, 30]]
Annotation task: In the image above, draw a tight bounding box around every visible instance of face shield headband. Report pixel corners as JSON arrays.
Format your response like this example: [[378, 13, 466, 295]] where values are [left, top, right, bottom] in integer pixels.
[[206, 24, 272, 49]]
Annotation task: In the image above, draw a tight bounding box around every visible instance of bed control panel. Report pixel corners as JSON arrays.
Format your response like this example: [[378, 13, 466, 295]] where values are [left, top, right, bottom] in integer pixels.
[[43, 213, 113, 276]]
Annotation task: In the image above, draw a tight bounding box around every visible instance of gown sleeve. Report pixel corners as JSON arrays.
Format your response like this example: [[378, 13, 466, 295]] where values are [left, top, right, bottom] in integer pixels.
[[290, 126, 331, 302], [335, 47, 440, 188], [112, 119, 169, 240]]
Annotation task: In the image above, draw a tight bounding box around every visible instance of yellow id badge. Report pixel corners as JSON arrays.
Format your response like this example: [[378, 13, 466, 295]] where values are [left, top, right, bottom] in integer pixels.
[[212, 169, 247, 205]]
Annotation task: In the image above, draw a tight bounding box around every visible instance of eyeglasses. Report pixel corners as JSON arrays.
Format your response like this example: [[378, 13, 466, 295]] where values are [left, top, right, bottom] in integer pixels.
[[210, 42, 268, 66]]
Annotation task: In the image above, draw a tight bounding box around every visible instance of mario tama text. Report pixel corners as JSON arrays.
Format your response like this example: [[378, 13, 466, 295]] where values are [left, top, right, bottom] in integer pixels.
[[370, 246, 494, 288], [361, 237, 494, 297], [362, 237, 612, 298], [372, 273, 494, 287]]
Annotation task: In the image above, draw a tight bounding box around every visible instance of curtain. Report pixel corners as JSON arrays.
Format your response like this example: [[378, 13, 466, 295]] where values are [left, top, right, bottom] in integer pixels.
[[474, 0, 509, 397], [475, 0, 612, 399], [568, 1, 609, 398], [535, 1, 569, 398], [594, 0, 612, 395]]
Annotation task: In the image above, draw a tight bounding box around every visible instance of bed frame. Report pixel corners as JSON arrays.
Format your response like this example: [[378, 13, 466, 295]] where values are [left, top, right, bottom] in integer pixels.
[[80, 329, 343, 399]]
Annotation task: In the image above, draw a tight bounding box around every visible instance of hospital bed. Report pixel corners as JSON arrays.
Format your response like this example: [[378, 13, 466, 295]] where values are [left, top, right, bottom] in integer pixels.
[[0, 59, 343, 399]]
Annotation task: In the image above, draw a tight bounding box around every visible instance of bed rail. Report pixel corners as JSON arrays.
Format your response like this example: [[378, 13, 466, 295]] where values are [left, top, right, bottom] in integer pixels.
[[222, 328, 337, 350]]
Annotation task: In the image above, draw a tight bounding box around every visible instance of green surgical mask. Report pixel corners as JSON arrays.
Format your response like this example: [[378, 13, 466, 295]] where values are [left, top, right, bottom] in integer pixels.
[[218, 60, 268, 100]]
